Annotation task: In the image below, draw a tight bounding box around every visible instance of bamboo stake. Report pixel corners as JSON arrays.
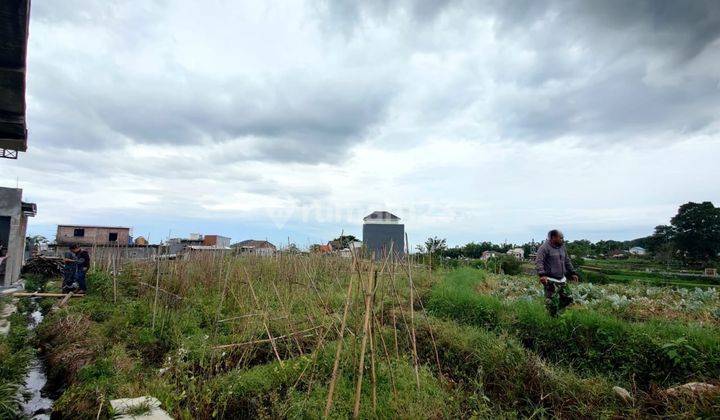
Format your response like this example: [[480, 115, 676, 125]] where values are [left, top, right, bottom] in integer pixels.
[[406, 232, 420, 388], [271, 280, 304, 355], [247, 274, 284, 367], [374, 314, 398, 399], [12, 292, 84, 298], [369, 306, 378, 414], [413, 282, 443, 375], [352, 266, 376, 419], [323, 259, 357, 418], [138, 282, 182, 300], [151, 255, 160, 329], [211, 324, 325, 350], [112, 253, 117, 303], [392, 311, 399, 359]]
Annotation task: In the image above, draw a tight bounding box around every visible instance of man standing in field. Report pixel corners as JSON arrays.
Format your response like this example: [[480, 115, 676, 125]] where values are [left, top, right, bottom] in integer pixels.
[[70, 243, 90, 293], [535, 230, 578, 316]]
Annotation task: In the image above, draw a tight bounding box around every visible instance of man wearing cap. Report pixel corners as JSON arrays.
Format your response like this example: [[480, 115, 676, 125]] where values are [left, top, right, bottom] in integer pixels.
[[535, 229, 578, 316]]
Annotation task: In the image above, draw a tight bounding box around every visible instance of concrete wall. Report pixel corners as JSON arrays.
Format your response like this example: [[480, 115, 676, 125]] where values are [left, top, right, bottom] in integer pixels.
[[56, 226, 130, 246], [0, 187, 28, 286], [362, 223, 405, 260]]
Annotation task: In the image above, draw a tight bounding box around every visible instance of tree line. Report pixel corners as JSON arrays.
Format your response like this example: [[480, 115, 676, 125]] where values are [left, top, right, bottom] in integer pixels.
[[419, 202, 720, 267]]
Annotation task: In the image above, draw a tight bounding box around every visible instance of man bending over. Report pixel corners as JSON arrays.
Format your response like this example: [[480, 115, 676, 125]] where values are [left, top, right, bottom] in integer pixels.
[[535, 230, 578, 316]]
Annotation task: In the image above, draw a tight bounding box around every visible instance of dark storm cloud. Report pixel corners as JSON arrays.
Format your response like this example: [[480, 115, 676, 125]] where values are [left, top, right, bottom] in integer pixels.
[[26, 0, 720, 166], [28, 59, 395, 162], [487, 0, 720, 62], [319, 0, 720, 143], [324, 0, 720, 57]]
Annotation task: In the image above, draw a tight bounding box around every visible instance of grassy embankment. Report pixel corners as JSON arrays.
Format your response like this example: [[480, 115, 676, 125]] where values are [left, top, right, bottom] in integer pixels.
[[36, 256, 720, 418], [427, 268, 720, 415]]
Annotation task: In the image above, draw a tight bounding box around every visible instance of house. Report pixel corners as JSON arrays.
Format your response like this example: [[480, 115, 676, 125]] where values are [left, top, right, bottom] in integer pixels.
[[480, 250, 501, 261], [166, 234, 230, 253], [134, 236, 149, 246], [628, 246, 646, 256], [314, 244, 333, 254], [0, 187, 36, 286], [506, 248, 525, 260], [233, 240, 277, 256], [203, 235, 231, 248], [362, 211, 405, 259], [56, 225, 131, 246], [336, 241, 363, 258], [609, 250, 627, 259]]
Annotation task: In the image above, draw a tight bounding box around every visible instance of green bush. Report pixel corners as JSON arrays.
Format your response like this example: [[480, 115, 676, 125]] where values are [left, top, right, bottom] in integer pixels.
[[23, 274, 48, 292], [500, 256, 523, 275], [581, 270, 613, 284]]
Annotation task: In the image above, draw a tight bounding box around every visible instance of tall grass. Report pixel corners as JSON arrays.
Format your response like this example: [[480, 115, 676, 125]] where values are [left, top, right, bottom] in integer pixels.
[[36, 255, 720, 418], [0, 298, 34, 418]]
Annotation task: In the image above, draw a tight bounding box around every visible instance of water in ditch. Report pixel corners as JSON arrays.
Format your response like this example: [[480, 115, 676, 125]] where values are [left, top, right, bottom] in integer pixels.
[[21, 300, 54, 419]]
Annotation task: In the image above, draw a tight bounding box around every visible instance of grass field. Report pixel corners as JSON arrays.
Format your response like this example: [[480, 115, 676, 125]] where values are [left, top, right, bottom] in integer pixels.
[[10, 254, 720, 418], [579, 257, 719, 289]]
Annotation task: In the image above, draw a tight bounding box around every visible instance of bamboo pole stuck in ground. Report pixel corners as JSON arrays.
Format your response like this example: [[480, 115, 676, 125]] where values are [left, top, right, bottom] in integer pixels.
[[353, 265, 376, 419], [405, 232, 421, 389], [369, 306, 378, 414], [112, 253, 117, 303], [271, 280, 304, 355], [323, 257, 358, 418], [246, 272, 284, 367], [151, 256, 161, 329]]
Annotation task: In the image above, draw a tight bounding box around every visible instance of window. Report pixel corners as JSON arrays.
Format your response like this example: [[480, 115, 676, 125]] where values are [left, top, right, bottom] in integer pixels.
[[108, 232, 118, 242], [73, 228, 85, 237]]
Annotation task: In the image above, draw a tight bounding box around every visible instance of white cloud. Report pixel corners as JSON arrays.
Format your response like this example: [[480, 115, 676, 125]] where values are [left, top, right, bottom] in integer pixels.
[[3, 0, 720, 246]]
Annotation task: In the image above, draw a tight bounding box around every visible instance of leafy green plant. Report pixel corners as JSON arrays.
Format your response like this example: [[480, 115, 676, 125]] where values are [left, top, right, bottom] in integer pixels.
[[661, 337, 699, 368]]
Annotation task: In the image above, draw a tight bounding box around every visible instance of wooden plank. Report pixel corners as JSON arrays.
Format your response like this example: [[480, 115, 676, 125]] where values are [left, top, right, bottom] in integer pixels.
[[56, 292, 74, 308], [11, 292, 85, 298]]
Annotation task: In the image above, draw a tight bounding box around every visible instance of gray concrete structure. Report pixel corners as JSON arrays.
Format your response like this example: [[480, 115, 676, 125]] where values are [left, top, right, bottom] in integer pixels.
[[0, 187, 36, 286], [362, 211, 405, 259], [0, 0, 31, 159]]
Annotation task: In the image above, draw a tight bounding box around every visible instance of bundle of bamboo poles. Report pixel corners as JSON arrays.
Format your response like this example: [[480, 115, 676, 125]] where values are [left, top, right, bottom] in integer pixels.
[[21, 256, 64, 277]]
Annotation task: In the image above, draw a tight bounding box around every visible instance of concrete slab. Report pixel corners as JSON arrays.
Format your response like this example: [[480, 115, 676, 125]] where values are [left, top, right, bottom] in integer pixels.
[[110, 396, 173, 420]]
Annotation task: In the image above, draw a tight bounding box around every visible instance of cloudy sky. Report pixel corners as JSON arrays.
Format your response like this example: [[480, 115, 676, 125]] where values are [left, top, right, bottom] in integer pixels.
[[3, 0, 720, 248]]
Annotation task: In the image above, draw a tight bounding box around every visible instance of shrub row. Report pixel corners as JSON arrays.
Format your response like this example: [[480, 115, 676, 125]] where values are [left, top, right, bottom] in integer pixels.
[[427, 268, 720, 388]]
